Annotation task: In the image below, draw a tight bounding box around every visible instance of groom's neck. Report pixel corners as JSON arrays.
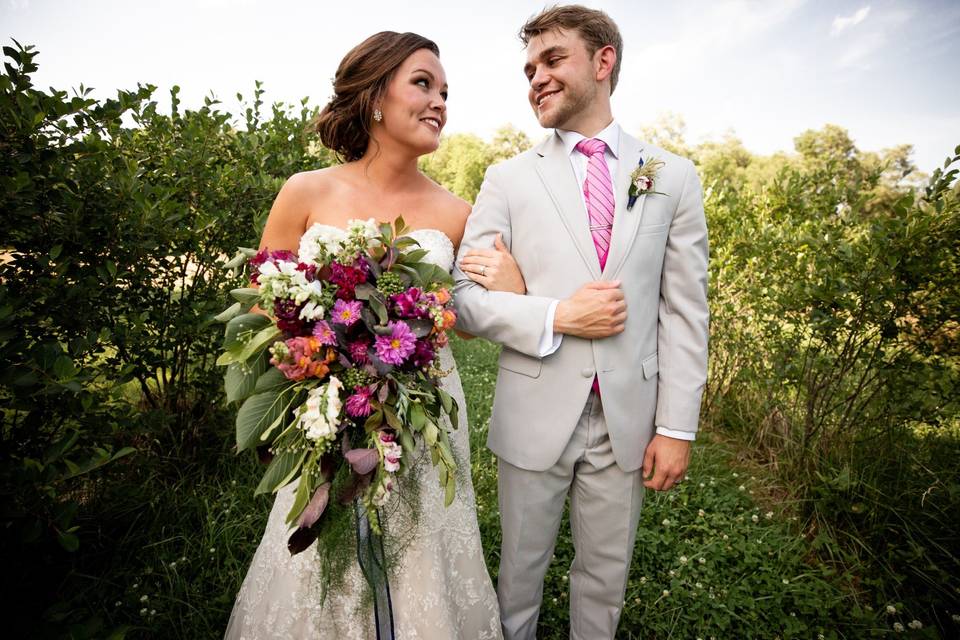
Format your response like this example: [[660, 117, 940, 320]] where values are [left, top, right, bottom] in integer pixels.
[[556, 103, 614, 139]]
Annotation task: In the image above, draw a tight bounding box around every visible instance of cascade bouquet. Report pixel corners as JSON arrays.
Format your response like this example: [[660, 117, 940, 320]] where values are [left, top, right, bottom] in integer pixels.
[[216, 218, 459, 555]]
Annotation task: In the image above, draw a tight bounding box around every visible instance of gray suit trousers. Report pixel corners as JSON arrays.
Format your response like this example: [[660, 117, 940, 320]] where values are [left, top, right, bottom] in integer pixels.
[[497, 392, 645, 640]]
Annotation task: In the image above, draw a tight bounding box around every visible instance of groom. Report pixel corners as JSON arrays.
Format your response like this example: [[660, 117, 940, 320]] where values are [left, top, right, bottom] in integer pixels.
[[454, 5, 708, 639]]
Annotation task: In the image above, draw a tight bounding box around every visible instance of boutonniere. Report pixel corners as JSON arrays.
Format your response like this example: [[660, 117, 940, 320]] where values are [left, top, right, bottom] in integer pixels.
[[627, 156, 667, 210]]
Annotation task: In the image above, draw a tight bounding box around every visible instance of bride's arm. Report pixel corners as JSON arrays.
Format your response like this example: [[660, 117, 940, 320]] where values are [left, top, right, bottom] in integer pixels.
[[250, 174, 313, 316], [458, 233, 526, 294]]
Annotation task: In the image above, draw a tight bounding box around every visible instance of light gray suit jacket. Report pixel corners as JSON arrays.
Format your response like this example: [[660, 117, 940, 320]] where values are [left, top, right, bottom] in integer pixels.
[[453, 128, 708, 473]]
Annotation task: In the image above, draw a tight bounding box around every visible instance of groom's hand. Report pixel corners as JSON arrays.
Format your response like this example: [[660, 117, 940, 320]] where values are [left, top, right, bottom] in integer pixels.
[[554, 281, 626, 338], [642, 435, 691, 491]]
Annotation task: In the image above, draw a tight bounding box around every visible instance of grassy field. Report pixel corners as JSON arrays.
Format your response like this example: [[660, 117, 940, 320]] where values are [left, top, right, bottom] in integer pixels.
[[67, 336, 909, 639]]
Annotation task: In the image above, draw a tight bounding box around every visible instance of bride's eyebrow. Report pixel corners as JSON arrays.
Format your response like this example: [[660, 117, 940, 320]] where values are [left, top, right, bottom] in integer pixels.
[[411, 69, 448, 91]]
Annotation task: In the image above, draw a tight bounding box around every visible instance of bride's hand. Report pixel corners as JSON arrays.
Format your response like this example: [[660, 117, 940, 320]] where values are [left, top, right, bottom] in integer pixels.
[[460, 233, 526, 294]]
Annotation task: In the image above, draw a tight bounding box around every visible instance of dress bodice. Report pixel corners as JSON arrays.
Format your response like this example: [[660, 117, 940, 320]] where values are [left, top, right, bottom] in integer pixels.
[[298, 223, 455, 273]]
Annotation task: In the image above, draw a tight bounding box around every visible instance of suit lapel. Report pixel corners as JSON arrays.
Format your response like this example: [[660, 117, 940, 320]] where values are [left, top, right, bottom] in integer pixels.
[[603, 131, 645, 280], [533, 133, 602, 280]]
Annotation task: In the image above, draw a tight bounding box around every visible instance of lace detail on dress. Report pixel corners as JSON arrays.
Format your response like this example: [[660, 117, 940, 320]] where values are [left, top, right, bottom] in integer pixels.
[[225, 224, 500, 640]]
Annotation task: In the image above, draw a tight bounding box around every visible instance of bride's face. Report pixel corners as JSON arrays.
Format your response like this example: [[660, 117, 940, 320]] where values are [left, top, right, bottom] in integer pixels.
[[375, 49, 447, 155]]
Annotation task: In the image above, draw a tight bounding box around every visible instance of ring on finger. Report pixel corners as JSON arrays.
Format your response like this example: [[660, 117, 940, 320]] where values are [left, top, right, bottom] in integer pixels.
[[480, 265, 486, 276]]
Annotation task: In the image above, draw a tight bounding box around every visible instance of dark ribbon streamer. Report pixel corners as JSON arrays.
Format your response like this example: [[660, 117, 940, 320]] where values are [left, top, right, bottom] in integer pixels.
[[355, 502, 395, 640]]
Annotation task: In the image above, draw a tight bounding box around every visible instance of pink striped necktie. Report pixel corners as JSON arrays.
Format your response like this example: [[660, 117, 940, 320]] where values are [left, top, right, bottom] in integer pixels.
[[575, 137, 614, 396], [574, 137, 615, 270]]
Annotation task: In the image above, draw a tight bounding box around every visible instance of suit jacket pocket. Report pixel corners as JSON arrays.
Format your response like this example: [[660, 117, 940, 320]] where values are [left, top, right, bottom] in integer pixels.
[[642, 352, 659, 379], [499, 347, 543, 378], [636, 223, 668, 236]]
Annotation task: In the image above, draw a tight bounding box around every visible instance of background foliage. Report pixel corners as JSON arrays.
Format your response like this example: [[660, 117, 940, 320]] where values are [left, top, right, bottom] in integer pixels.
[[2, 42, 958, 638]]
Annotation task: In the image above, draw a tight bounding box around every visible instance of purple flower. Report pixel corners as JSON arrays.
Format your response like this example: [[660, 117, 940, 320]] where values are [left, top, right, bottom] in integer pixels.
[[274, 298, 305, 334], [312, 320, 337, 346], [391, 287, 427, 318], [348, 338, 371, 364], [345, 386, 374, 418], [411, 338, 435, 368], [331, 299, 362, 326], [374, 321, 417, 365]]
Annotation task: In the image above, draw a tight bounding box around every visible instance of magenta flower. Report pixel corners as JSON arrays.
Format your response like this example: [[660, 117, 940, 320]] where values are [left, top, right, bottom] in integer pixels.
[[312, 320, 337, 346], [249, 249, 297, 285], [348, 338, 371, 364], [411, 338, 435, 368], [345, 386, 374, 418], [374, 321, 417, 365], [391, 287, 427, 318], [330, 259, 369, 299], [331, 299, 362, 326]]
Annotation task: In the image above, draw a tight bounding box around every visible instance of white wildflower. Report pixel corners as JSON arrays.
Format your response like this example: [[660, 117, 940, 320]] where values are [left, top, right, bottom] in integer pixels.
[[765, 511, 774, 519], [893, 622, 904, 632], [679, 555, 688, 564], [907, 620, 922, 630], [752, 514, 759, 522], [886, 605, 897, 615]]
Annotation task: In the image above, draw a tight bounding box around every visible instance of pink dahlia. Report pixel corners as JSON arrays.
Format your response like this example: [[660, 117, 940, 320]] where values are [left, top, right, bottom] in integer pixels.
[[331, 299, 362, 326], [374, 321, 416, 366], [345, 385, 374, 418], [311, 320, 337, 346]]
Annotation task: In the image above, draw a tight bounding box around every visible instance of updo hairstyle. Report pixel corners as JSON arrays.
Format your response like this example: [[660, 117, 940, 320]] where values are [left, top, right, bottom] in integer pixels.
[[313, 31, 440, 162]]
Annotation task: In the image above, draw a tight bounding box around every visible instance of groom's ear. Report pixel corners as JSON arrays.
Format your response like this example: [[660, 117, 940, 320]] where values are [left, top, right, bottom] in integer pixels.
[[594, 45, 617, 90]]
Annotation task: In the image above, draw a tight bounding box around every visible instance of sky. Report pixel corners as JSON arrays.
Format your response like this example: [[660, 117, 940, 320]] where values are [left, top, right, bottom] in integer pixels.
[[4, 0, 959, 173]]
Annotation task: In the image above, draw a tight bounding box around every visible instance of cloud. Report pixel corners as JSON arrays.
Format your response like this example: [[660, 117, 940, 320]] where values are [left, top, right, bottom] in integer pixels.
[[831, 6, 871, 36]]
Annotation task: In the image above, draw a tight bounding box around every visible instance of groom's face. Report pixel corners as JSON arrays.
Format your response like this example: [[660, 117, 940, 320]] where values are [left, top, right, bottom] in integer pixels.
[[524, 28, 598, 130]]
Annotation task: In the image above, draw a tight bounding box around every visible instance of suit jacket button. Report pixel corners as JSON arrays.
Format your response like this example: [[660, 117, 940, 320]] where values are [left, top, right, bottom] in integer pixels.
[[581, 367, 595, 378]]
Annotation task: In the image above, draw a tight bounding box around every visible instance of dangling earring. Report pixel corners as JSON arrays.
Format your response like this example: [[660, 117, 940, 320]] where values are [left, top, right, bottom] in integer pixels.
[[373, 109, 383, 122]]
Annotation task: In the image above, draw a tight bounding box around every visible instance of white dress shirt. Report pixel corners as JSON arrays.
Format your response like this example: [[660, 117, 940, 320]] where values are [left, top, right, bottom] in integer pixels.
[[535, 121, 694, 442]]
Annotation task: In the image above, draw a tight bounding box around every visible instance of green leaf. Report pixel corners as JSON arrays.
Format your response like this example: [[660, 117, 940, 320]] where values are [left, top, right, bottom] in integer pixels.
[[236, 389, 286, 451], [230, 287, 261, 305], [49, 244, 63, 260], [214, 302, 243, 323], [364, 409, 384, 432], [254, 366, 289, 393], [224, 312, 271, 350], [424, 421, 438, 445], [254, 449, 306, 495], [444, 476, 455, 507], [400, 429, 415, 454], [224, 349, 268, 403], [369, 295, 388, 325], [286, 465, 313, 524], [437, 388, 453, 414], [53, 355, 76, 379], [383, 406, 402, 430], [58, 531, 80, 552], [409, 402, 426, 431]]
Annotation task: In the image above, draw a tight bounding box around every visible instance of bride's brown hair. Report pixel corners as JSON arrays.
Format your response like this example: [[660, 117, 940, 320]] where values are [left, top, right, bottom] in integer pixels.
[[313, 31, 440, 162]]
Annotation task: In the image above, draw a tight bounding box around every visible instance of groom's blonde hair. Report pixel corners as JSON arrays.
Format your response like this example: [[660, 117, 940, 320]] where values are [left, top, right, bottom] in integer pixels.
[[519, 5, 623, 94]]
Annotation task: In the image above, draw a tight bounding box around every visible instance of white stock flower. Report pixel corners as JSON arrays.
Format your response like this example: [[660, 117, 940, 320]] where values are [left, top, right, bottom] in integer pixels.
[[297, 381, 342, 443]]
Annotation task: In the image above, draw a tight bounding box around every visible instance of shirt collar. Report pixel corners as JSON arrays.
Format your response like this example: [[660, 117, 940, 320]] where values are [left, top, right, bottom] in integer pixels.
[[557, 120, 621, 159]]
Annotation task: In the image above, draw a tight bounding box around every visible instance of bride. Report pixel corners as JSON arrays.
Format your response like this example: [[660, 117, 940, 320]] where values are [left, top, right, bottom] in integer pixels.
[[225, 31, 523, 639]]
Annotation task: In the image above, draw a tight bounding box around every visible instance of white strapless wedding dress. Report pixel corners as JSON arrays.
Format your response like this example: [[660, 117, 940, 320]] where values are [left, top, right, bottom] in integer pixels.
[[225, 225, 502, 639]]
